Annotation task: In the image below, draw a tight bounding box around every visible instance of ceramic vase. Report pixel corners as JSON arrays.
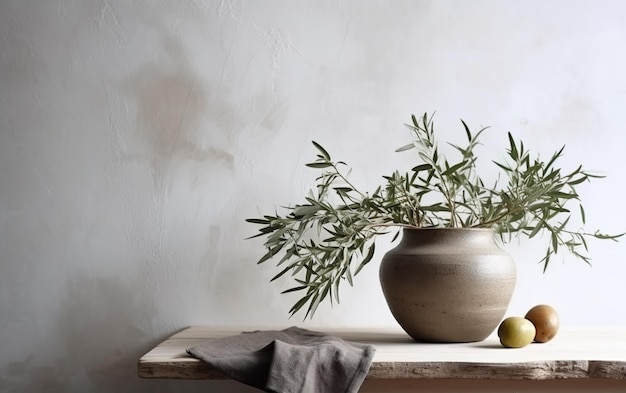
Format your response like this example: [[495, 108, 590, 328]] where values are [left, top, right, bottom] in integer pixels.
[[379, 228, 516, 342]]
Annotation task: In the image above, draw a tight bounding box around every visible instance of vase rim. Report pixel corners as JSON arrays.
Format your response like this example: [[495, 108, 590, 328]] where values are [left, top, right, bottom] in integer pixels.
[[402, 227, 494, 232]]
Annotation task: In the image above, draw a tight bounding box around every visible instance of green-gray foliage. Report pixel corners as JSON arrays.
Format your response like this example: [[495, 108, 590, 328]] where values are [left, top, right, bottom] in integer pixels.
[[246, 113, 622, 318]]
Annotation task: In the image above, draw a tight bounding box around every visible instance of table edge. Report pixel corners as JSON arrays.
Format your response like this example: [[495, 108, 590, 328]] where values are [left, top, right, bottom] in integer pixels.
[[137, 327, 626, 380]]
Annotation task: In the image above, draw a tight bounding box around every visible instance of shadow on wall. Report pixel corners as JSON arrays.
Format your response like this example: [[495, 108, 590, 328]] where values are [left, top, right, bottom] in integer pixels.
[[0, 275, 171, 392], [0, 270, 266, 393]]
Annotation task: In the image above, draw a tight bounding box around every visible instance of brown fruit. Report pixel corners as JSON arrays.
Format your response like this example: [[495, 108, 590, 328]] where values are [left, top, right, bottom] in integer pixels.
[[525, 304, 559, 343]]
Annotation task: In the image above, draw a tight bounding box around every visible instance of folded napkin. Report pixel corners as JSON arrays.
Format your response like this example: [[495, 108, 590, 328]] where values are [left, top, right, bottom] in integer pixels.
[[186, 327, 375, 393]]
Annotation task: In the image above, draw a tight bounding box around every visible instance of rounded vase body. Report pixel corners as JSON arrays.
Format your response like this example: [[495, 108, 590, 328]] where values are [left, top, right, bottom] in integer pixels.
[[379, 228, 516, 343]]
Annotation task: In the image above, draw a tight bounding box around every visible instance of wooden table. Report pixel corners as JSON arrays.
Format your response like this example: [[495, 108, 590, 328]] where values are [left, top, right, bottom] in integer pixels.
[[138, 326, 626, 392]]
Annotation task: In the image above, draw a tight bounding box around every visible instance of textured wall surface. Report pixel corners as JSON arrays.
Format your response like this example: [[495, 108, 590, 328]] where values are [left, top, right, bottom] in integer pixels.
[[1, 1, 626, 392]]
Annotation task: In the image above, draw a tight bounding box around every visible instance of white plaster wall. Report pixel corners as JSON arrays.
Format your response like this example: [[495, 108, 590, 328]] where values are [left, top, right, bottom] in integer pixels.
[[1, 0, 625, 392]]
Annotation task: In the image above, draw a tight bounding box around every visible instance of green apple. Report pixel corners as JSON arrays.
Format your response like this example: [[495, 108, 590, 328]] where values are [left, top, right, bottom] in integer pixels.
[[498, 317, 536, 348]]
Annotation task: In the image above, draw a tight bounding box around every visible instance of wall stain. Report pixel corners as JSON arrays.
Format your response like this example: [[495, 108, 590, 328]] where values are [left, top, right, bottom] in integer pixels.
[[5, 355, 34, 376], [122, 36, 236, 193], [2, 355, 68, 392]]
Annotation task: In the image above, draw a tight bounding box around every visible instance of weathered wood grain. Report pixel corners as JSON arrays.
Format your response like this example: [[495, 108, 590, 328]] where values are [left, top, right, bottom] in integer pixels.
[[367, 360, 590, 379], [589, 361, 626, 379], [138, 359, 225, 379]]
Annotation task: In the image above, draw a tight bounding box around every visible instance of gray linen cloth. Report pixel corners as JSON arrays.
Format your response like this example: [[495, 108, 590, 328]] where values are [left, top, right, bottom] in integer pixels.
[[186, 327, 375, 393]]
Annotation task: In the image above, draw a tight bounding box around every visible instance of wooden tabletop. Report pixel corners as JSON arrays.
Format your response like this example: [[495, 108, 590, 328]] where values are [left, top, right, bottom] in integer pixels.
[[138, 326, 626, 380]]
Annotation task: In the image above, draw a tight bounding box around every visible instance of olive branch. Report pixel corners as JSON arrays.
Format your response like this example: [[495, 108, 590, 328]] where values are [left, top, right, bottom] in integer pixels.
[[246, 113, 623, 318]]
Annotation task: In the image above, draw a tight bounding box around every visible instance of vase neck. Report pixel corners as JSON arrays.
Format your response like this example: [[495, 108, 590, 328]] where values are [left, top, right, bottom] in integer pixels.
[[400, 228, 497, 247]]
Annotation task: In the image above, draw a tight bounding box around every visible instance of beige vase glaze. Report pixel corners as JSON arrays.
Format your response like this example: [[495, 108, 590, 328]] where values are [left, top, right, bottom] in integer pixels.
[[379, 228, 516, 343]]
